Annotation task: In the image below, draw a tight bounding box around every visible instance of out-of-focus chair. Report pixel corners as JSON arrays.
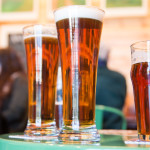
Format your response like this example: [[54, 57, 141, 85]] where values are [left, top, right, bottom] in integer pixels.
[[95, 105, 127, 130]]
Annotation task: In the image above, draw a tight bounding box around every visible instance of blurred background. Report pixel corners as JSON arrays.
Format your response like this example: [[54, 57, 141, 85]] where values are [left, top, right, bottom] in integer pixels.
[[0, 0, 149, 129]]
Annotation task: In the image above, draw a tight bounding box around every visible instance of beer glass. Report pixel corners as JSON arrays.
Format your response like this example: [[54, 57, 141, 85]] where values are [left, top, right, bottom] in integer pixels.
[[54, 5, 104, 143], [23, 24, 59, 137], [131, 40, 150, 141]]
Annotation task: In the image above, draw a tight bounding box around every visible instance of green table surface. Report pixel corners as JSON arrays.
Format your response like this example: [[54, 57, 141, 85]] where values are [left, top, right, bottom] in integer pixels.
[[0, 130, 150, 150]]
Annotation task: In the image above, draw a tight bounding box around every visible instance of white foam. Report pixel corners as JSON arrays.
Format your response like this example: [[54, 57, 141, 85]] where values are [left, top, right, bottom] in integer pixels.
[[23, 34, 57, 40], [131, 50, 150, 65], [54, 5, 104, 22]]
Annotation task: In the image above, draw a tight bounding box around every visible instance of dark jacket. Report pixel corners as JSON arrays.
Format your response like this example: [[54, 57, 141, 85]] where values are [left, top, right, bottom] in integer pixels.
[[96, 65, 126, 129], [0, 73, 28, 133]]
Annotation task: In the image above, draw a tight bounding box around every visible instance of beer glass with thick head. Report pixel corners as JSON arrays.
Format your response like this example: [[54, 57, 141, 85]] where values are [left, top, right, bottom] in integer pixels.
[[23, 24, 59, 137], [131, 40, 150, 141], [54, 5, 104, 143]]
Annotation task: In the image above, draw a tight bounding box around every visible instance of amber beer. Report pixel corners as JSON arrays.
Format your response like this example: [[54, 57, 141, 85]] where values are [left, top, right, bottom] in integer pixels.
[[54, 6, 104, 142], [56, 18, 102, 126], [130, 40, 150, 141], [131, 62, 150, 135], [23, 25, 59, 136]]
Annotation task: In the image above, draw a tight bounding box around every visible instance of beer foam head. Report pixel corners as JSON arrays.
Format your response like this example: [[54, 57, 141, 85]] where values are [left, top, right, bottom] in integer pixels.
[[23, 24, 57, 39], [131, 40, 150, 65], [54, 5, 105, 22], [23, 34, 57, 40]]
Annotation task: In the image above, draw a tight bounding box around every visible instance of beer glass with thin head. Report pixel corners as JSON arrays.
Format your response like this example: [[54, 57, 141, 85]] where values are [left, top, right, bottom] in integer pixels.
[[23, 24, 59, 137], [54, 5, 104, 143], [131, 40, 150, 141]]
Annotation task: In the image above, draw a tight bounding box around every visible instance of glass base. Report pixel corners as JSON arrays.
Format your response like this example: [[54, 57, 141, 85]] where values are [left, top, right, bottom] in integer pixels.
[[24, 122, 58, 138], [58, 125, 100, 144], [138, 134, 150, 141]]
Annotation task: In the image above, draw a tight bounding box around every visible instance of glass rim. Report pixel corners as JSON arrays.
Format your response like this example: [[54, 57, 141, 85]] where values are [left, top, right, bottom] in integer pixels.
[[130, 40, 150, 51], [54, 5, 105, 23], [23, 23, 57, 38], [54, 5, 105, 14], [23, 23, 56, 31]]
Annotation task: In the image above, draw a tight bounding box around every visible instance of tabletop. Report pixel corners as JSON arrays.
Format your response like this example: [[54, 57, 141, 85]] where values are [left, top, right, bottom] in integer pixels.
[[0, 130, 150, 150]]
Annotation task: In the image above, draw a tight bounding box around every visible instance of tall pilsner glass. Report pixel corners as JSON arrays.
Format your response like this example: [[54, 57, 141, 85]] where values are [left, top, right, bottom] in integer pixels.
[[54, 6, 104, 143], [131, 40, 150, 141], [23, 24, 59, 137]]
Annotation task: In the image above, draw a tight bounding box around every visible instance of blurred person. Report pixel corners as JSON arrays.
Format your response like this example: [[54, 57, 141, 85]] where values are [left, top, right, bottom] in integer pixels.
[[96, 44, 127, 129], [0, 48, 28, 134]]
